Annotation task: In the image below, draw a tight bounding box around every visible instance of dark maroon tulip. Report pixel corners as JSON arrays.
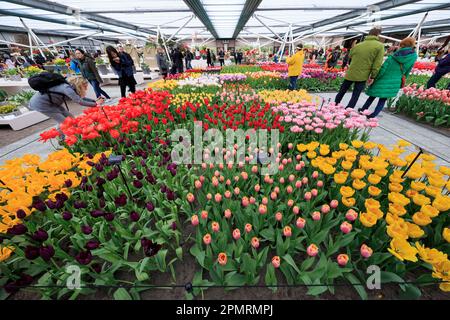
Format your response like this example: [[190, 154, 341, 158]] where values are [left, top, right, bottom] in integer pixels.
[[74, 201, 87, 209], [160, 185, 167, 193], [95, 163, 104, 172], [76, 250, 93, 265], [92, 263, 102, 273], [167, 190, 176, 201], [169, 168, 177, 176], [104, 213, 115, 221], [102, 141, 111, 148], [133, 180, 143, 188], [25, 245, 40, 260], [86, 161, 95, 167], [4, 274, 33, 294], [39, 245, 55, 261], [96, 177, 106, 186], [56, 193, 68, 202], [146, 174, 156, 184], [81, 176, 88, 184], [99, 198, 106, 208], [85, 240, 100, 250], [86, 153, 94, 159], [114, 193, 127, 207], [32, 198, 47, 212], [32, 229, 48, 242], [46, 199, 56, 210], [81, 225, 93, 235], [86, 185, 93, 192], [141, 238, 162, 257], [90, 210, 104, 218], [130, 211, 140, 222], [16, 209, 26, 219], [146, 202, 155, 212], [136, 172, 144, 180], [64, 179, 73, 188], [171, 222, 177, 230], [7, 224, 27, 236], [62, 211, 73, 221], [55, 199, 65, 210]]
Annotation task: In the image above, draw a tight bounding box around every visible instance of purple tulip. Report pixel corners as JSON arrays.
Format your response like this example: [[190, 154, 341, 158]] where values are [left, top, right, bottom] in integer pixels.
[[7, 224, 27, 236], [114, 194, 127, 207], [74, 201, 87, 209], [56, 193, 68, 202], [85, 240, 100, 250], [130, 211, 140, 222], [90, 210, 104, 218], [146, 202, 155, 212], [167, 190, 176, 201], [95, 163, 104, 172], [16, 209, 26, 219], [4, 273, 33, 294], [39, 245, 55, 261], [104, 213, 115, 221], [32, 229, 48, 242], [81, 225, 93, 235], [133, 180, 143, 188], [25, 245, 40, 260], [96, 177, 106, 186], [46, 200, 57, 210], [64, 179, 73, 188], [171, 222, 177, 230], [86, 161, 95, 167], [75, 250, 93, 265], [146, 174, 156, 184], [135, 172, 144, 180], [62, 211, 73, 221], [99, 198, 106, 208]]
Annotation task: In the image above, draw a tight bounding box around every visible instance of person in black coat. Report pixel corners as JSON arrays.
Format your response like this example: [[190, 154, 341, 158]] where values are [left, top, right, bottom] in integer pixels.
[[427, 49, 450, 89], [206, 48, 212, 67], [173, 48, 184, 74], [185, 49, 193, 70], [106, 46, 137, 98]]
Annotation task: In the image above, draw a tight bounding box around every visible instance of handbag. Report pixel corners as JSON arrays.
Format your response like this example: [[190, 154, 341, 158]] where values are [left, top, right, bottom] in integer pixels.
[[399, 63, 406, 88]]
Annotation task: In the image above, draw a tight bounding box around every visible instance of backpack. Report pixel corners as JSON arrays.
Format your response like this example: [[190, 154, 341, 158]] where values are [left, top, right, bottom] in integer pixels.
[[28, 72, 69, 109], [28, 72, 67, 93]]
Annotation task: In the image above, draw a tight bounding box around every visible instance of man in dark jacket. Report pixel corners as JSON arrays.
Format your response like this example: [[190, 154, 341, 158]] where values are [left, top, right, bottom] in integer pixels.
[[185, 49, 193, 70], [427, 49, 450, 89], [173, 48, 184, 74], [218, 49, 225, 66]]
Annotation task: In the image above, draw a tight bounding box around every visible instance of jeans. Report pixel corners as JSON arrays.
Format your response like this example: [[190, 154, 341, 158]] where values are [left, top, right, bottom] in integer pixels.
[[186, 60, 192, 70], [360, 96, 387, 118], [288, 76, 298, 90], [89, 79, 110, 99], [335, 79, 366, 109], [219, 59, 224, 66], [426, 70, 449, 88]]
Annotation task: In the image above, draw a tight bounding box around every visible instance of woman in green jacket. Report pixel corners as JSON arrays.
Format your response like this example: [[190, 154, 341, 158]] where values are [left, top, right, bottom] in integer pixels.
[[359, 37, 417, 118]]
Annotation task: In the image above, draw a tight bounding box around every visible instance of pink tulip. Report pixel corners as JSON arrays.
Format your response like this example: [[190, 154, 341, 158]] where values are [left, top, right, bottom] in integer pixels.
[[304, 192, 312, 201], [307, 244, 319, 257], [275, 212, 283, 221], [224, 209, 232, 219], [340, 221, 352, 234], [312, 211, 321, 221], [296, 217, 306, 228], [191, 215, 199, 226], [330, 200, 338, 208], [321, 204, 330, 214], [345, 209, 358, 222], [233, 229, 241, 240], [360, 244, 373, 259], [201, 210, 208, 220]]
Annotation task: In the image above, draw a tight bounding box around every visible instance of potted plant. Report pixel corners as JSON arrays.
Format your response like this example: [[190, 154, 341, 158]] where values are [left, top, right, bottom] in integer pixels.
[[3, 68, 22, 81], [141, 62, 151, 74], [22, 66, 44, 78], [0, 102, 20, 118], [95, 57, 109, 75]]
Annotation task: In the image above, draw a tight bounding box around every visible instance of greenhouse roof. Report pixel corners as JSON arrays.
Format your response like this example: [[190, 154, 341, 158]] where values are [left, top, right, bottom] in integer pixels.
[[0, 0, 449, 41]]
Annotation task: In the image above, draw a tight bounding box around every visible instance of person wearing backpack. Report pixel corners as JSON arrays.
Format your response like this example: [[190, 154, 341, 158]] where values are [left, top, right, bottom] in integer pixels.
[[75, 48, 111, 100], [359, 37, 417, 118], [28, 75, 103, 127]]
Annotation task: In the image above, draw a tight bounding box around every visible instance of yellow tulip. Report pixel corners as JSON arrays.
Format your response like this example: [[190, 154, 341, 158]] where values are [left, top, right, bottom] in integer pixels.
[[367, 174, 382, 185], [412, 194, 431, 206], [352, 179, 366, 190], [420, 205, 439, 218], [412, 211, 433, 226], [351, 140, 364, 148], [387, 222, 409, 239], [443, 228, 450, 243], [359, 212, 378, 227], [432, 195, 450, 212], [415, 242, 447, 264], [406, 222, 425, 238], [388, 183, 403, 193], [388, 238, 418, 262], [351, 169, 366, 180], [410, 181, 426, 191], [368, 186, 382, 197], [342, 197, 356, 207], [340, 186, 355, 198], [341, 160, 353, 170]]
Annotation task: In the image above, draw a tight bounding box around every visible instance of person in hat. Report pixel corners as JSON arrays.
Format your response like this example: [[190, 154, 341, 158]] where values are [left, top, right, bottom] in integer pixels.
[[286, 44, 305, 90]]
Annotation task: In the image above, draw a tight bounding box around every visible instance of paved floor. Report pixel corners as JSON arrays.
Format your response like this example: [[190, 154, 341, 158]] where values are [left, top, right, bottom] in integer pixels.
[[0, 86, 449, 167]]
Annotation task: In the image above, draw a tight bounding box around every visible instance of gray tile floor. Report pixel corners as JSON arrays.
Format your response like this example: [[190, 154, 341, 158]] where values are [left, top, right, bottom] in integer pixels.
[[1, 87, 449, 167]]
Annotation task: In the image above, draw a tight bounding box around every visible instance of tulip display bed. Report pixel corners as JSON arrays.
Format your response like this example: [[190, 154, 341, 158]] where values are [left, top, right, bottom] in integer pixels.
[[393, 85, 450, 128], [1, 67, 449, 300]]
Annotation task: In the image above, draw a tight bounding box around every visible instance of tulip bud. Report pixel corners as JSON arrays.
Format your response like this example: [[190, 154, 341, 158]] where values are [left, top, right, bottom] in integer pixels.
[[307, 244, 319, 257], [191, 215, 199, 226], [337, 254, 349, 266], [340, 221, 353, 234], [296, 217, 306, 229], [360, 244, 373, 259], [233, 229, 241, 240], [272, 256, 281, 268]]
